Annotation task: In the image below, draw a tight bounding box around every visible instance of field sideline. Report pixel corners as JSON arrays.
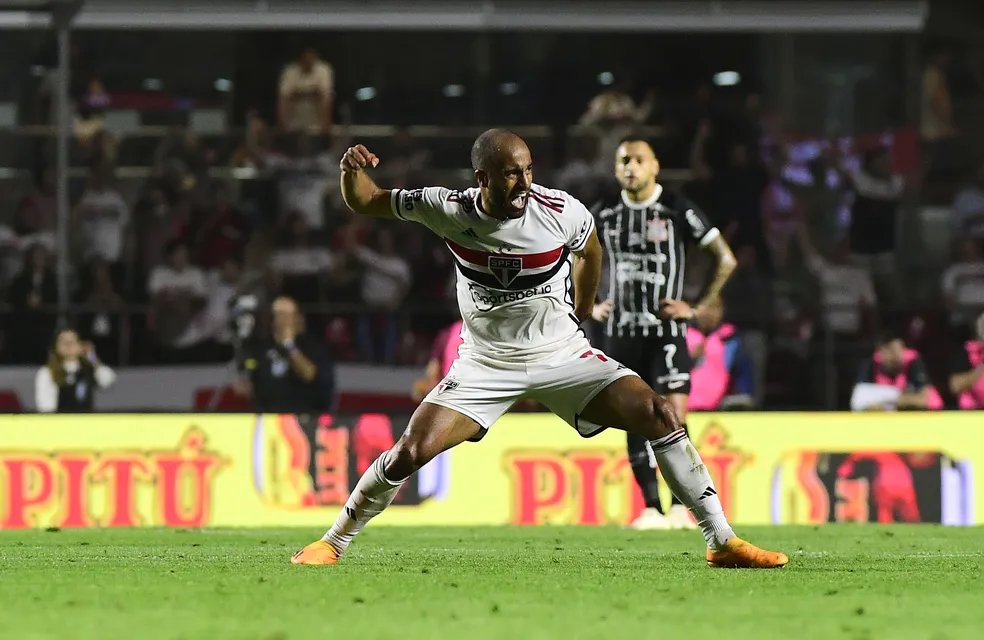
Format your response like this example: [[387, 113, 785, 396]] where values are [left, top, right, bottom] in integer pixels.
[[2, 525, 983, 639]]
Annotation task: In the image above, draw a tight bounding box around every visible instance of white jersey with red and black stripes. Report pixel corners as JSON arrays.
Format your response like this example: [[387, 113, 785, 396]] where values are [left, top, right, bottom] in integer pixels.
[[390, 184, 595, 363]]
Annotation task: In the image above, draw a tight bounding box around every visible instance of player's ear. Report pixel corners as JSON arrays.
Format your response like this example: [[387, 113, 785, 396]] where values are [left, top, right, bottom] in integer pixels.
[[474, 169, 489, 188]]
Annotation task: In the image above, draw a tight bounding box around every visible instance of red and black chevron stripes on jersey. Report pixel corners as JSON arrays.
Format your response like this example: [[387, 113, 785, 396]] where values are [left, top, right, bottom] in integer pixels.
[[448, 244, 571, 291], [529, 190, 564, 214], [445, 240, 564, 269]]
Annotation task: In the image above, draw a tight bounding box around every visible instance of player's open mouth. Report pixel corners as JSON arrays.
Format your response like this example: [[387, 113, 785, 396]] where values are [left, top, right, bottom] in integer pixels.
[[510, 193, 528, 209]]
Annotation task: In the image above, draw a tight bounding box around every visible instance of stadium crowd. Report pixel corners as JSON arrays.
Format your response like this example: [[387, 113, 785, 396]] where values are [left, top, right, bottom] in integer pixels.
[[1, 43, 983, 411]]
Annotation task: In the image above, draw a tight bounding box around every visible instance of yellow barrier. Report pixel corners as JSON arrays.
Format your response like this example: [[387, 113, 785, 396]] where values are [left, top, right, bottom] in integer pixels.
[[0, 413, 976, 528]]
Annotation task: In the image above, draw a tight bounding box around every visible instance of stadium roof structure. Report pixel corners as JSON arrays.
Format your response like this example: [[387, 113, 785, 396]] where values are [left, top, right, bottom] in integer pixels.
[[0, 0, 928, 32]]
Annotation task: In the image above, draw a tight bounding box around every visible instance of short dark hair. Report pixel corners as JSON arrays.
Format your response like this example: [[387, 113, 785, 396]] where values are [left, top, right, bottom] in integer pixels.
[[471, 128, 521, 172]]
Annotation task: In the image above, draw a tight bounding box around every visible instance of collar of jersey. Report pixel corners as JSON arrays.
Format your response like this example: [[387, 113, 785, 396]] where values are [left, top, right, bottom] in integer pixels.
[[620, 183, 662, 210], [475, 192, 519, 225]]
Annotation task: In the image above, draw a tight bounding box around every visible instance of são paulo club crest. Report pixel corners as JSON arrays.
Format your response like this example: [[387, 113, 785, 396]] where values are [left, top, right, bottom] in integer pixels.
[[437, 377, 460, 394], [489, 256, 523, 287]]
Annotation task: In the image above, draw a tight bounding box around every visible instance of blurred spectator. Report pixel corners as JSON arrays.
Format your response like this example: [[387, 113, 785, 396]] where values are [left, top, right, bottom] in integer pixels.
[[579, 79, 654, 179], [75, 165, 129, 274], [760, 163, 803, 269], [6, 244, 58, 364], [34, 328, 116, 413], [721, 245, 773, 406], [194, 182, 251, 270], [156, 128, 211, 196], [134, 182, 188, 275], [921, 45, 957, 151], [381, 128, 432, 190], [852, 331, 941, 411], [278, 46, 334, 134], [18, 167, 57, 239], [844, 146, 909, 305], [949, 312, 984, 410], [694, 127, 770, 269], [951, 160, 984, 240], [688, 299, 756, 410], [148, 240, 207, 359], [231, 110, 273, 170], [77, 258, 125, 366], [74, 78, 110, 147], [271, 214, 335, 303], [267, 133, 335, 230], [941, 238, 984, 332], [797, 224, 876, 338], [173, 255, 245, 361], [352, 228, 412, 364], [580, 80, 653, 127]]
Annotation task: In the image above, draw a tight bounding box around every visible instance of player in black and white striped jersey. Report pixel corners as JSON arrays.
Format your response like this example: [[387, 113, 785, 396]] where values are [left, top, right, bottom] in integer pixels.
[[591, 138, 737, 530]]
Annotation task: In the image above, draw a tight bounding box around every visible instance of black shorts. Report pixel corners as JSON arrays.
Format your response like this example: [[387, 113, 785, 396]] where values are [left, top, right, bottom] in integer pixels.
[[603, 332, 693, 396]]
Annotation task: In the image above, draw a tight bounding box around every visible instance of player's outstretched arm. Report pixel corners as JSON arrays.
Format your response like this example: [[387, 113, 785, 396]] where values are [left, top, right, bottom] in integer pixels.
[[572, 228, 603, 323], [339, 144, 397, 219]]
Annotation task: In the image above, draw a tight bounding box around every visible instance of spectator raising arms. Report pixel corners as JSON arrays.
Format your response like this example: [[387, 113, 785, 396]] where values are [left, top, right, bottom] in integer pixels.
[[35, 328, 116, 413]]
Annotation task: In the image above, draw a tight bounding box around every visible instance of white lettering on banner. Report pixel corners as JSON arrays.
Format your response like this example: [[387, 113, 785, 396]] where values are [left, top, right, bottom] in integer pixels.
[[0, 364, 420, 412]]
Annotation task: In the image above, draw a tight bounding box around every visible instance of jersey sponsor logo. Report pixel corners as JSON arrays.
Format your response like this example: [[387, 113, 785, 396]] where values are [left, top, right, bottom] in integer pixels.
[[469, 283, 552, 311], [647, 218, 668, 243], [401, 189, 425, 211], [489, 256, 523, 287]]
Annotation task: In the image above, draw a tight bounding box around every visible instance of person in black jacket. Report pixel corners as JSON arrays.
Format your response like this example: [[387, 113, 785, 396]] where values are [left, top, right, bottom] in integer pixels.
[[34, 328, 117, 412], [234, 295, 336, 487]]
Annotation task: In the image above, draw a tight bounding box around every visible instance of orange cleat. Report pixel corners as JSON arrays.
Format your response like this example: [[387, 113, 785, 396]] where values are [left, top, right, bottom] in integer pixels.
[[706, 537, 789, 569], [290, 540, 341, 566]]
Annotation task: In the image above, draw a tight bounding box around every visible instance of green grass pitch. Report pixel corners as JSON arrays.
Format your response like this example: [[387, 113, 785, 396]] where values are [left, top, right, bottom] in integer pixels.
[[2, 525, 983, 639]]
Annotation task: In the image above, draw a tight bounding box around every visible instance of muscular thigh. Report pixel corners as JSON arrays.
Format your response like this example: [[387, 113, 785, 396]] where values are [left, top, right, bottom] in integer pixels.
[[401, 401, 483, 457], [580, 374, 680, 441]]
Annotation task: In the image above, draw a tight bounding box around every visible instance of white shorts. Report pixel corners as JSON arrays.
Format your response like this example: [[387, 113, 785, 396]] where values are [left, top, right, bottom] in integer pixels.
[[422, 339, 638, 438]]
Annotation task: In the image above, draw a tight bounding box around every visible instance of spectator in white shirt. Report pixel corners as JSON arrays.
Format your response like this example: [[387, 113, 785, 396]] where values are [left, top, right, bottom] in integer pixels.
[[797, 222, 876, 337], [352, 228, 412, 364], [942, 238, 984, 331], [34, 328, 116, 413], [174, 255, 245, 360], [271, 214, 336, 303], [75, 166, 129, 268], [148, 240, 207, 354], [278, 47, 333, 134]]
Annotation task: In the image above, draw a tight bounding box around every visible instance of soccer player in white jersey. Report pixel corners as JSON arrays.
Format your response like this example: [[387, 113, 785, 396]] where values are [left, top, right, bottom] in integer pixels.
[[291, 129, 788, 569]]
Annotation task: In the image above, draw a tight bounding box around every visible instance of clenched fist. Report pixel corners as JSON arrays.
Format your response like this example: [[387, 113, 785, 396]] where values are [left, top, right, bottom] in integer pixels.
[[340, 144, 379, 172]]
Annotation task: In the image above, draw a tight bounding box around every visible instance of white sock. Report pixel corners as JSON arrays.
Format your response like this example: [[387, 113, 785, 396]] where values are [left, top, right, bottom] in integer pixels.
[[649, 430, 735, 549], [323, 451, 405, 554]]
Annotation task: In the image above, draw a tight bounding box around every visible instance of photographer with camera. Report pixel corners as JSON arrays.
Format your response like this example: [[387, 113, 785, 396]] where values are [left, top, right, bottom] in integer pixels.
[[233, 295, 335, 414], [233, 295, 336, 489]]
